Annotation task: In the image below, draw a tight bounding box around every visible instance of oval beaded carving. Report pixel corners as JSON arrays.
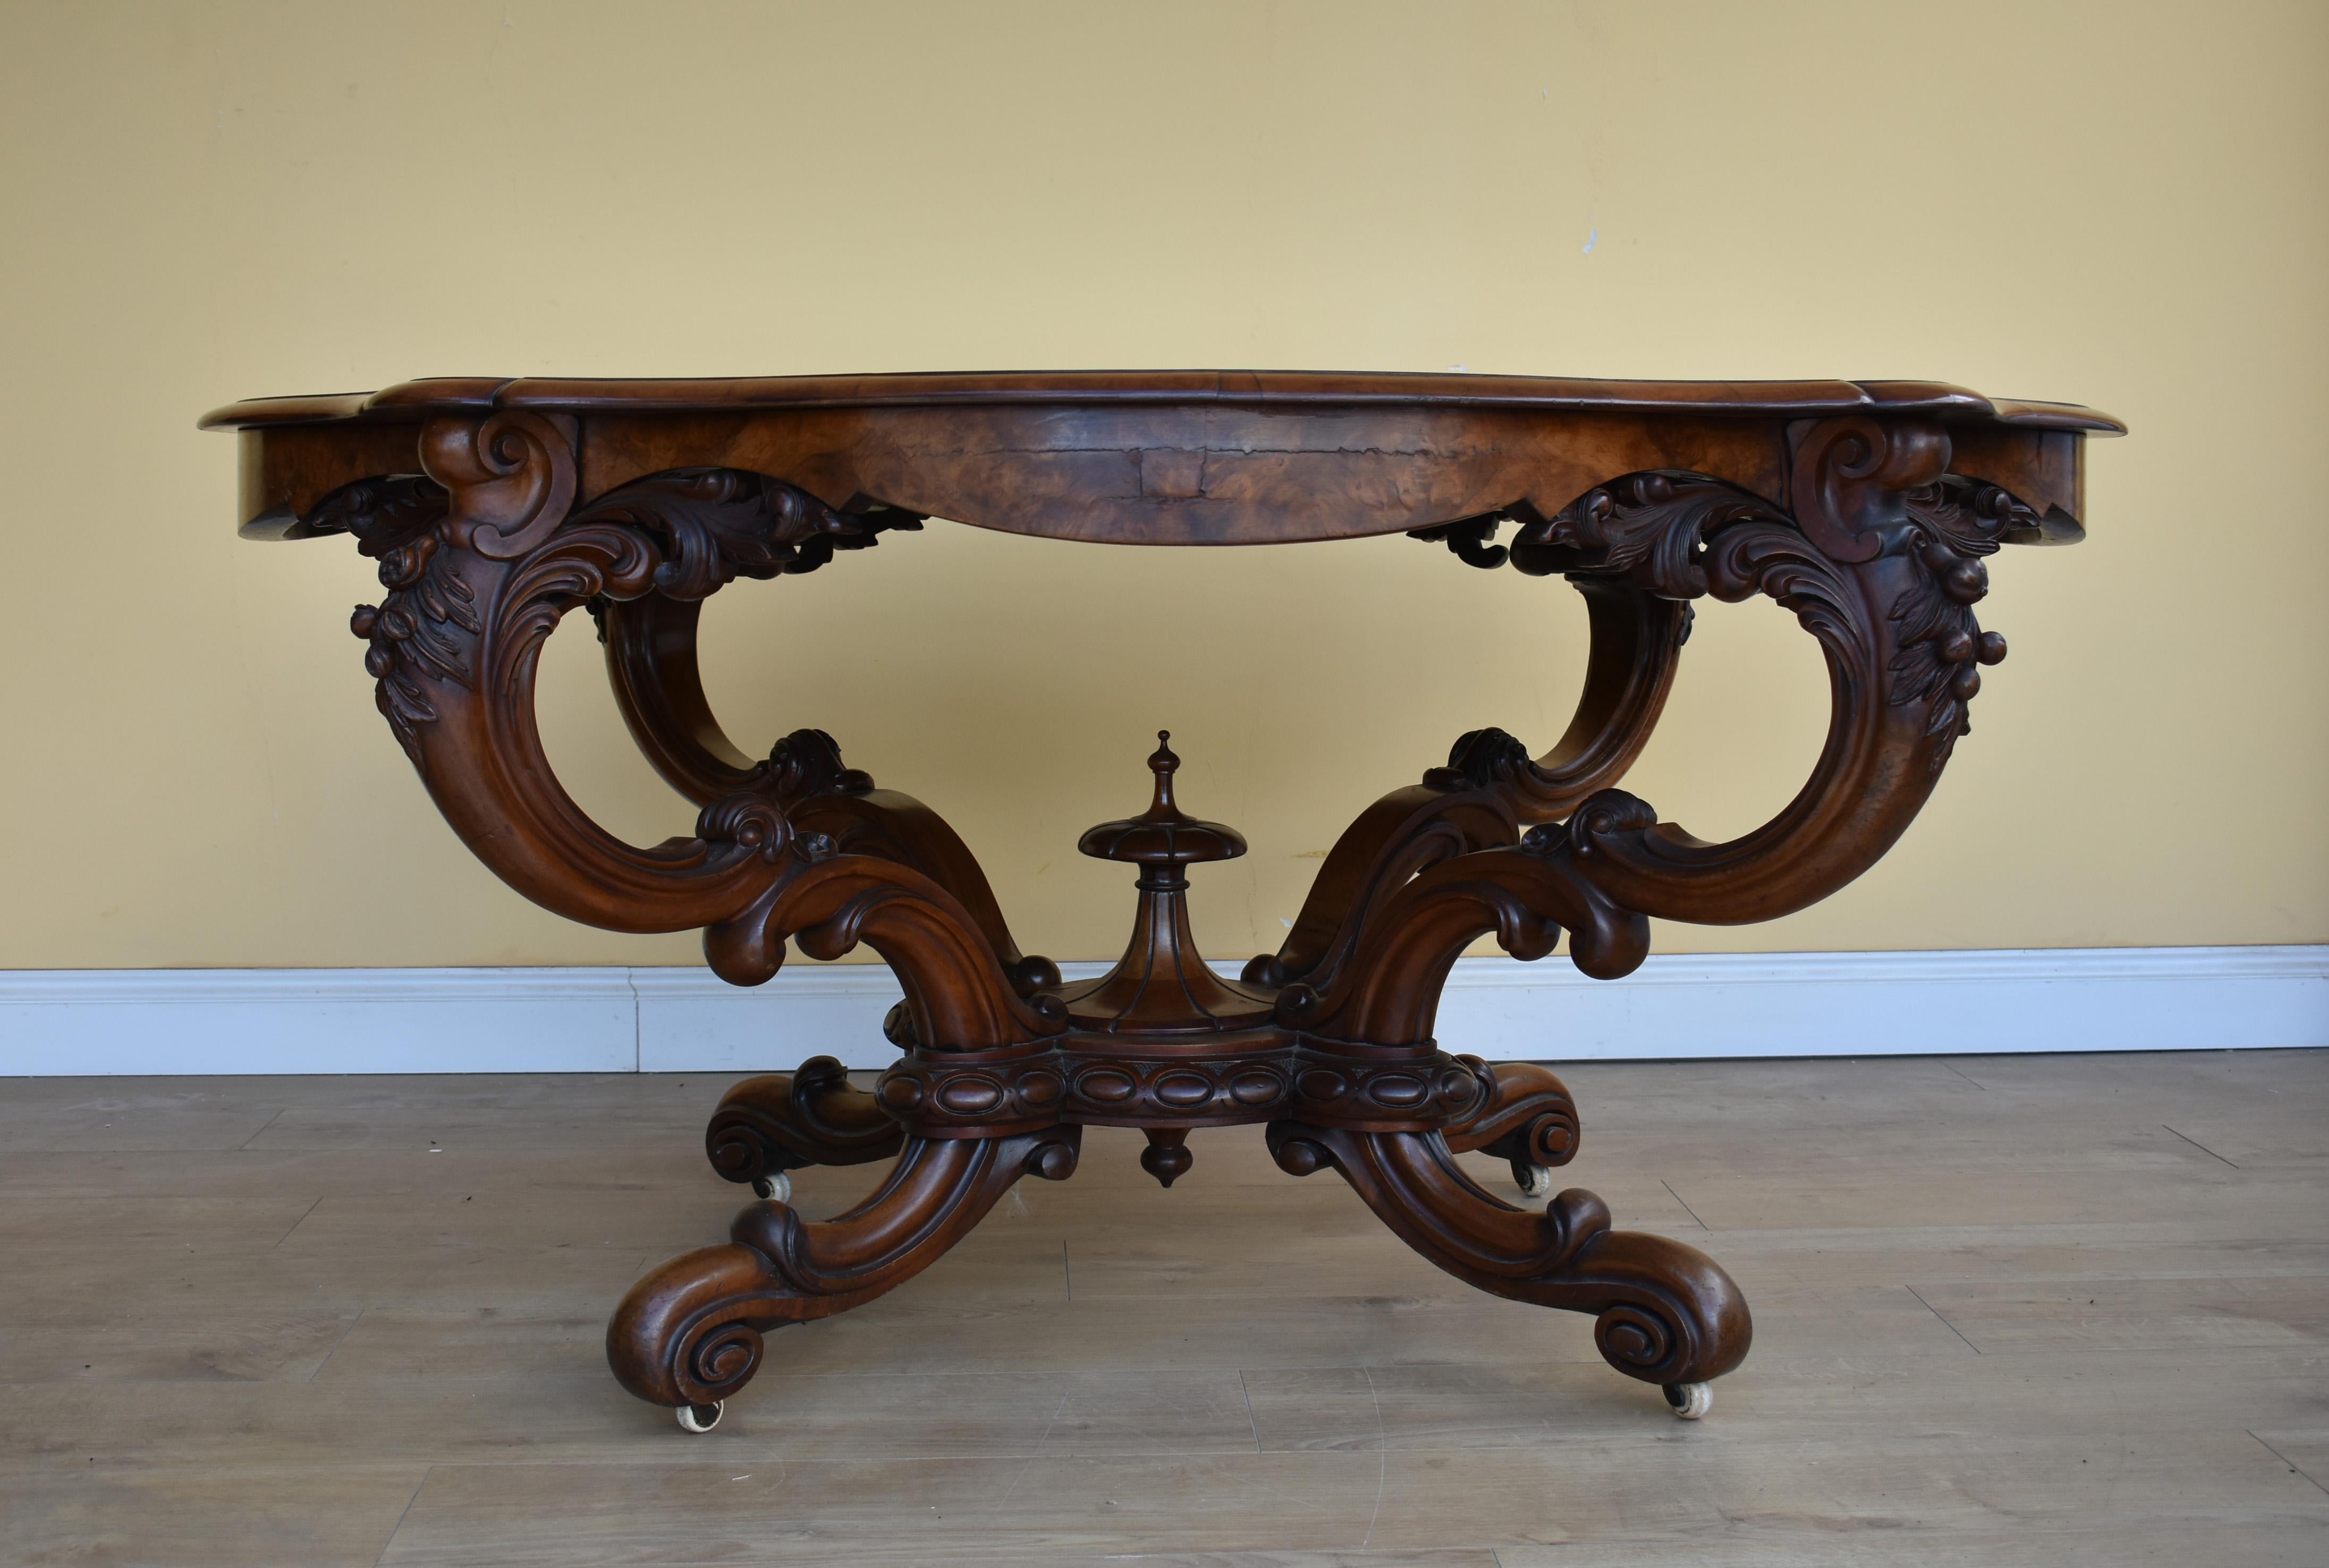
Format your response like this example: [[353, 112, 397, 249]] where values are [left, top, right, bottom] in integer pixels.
[[935, 1075, 1005, 1116], [1230, 1069, 1286, 1106], [1075, 1068, 1138, 1103], [1365, 1073, 1428, 1108], [1153, 1071, 1216, 1108], [1296, 1068, 1349, 1101]]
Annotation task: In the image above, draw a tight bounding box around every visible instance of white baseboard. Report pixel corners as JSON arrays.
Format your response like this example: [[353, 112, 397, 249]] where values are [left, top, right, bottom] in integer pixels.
[[1, 947, 2322, 1077]]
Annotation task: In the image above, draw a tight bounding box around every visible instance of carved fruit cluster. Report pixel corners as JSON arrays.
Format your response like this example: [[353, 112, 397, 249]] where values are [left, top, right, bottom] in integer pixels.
[[1892, 478, 2025, 769]]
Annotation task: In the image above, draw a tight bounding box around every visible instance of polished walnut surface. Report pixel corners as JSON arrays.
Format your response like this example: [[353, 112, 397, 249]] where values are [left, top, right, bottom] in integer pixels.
[[198, 368, 2125, 426], [212, 366, 2116, 1435], [205, 370, 2119, 547]]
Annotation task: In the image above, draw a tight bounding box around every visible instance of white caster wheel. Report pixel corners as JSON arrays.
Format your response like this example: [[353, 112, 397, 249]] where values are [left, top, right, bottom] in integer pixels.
[[751, 1171, 792, 1203], [1511, 1158, 1553, 1200], [677, 1400, 723, 1434], [1663, 1382, 1712, 1420]]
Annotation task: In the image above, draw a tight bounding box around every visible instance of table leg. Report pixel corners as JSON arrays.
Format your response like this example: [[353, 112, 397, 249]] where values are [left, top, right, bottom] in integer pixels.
[[1268, 1123, 1749, 1410], [319, 436, 1076, 1427], [609, 1128, 1081, 1424], [1442, 1059, 1581, 1199], [704, 1055, 905, 1200]]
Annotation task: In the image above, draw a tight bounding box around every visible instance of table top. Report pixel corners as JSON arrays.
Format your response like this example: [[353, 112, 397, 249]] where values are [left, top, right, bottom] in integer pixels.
[[208, 371, 2120, 546], [200, 371, 2123, 433]]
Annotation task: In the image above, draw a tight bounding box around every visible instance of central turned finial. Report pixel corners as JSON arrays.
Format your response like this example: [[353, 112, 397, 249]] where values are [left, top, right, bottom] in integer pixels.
[[1060, 731, 1278, 1189], [1076, 731, 1246, 888], [1147, 730, 1179, 810]]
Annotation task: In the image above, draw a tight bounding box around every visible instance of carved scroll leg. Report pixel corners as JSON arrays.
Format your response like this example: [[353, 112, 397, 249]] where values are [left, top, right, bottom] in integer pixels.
[[704, 1055, 907, 1199], [1441, 1058, 1581, 1199], [609, 1126, 1079, 1422], [1268, 1123, 1749, 1413]]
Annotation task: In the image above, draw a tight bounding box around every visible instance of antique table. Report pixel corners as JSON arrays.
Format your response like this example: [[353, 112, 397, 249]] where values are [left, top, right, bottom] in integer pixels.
[[203, 371, 2120, 1433]]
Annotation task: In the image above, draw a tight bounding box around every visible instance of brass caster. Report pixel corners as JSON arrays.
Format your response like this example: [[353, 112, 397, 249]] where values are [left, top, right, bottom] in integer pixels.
[[1511, 1157, 1552, 1200], [677, 1400, 724, 1433], [751, 1171, 792, 1203]]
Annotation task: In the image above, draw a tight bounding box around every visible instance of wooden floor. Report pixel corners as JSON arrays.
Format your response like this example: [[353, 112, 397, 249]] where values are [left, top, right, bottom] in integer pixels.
[[2, 1051, 2325, 1566]]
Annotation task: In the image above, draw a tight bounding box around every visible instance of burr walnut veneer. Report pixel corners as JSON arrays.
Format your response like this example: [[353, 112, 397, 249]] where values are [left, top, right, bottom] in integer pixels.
[[203, 370, 2120, 1431]]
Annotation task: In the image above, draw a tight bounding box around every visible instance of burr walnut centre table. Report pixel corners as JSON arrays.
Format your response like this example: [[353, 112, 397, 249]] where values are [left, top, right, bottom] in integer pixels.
[[203, 370, 2121, 1433]]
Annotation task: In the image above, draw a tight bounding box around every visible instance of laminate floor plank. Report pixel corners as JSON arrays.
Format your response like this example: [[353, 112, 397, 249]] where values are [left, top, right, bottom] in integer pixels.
[[11, 1353, 2322, 1473], [1699, 1227, 2329, 1289], [1663, 1164, 2327, 1233], [366, 1430, 2329, 1565], [0, 1303, 366, 1383], [2, 1050, 2321, 1564], [1908, 1271, 2329, 1353], [1573, 1121, 2240, 1177], [1243, 1347, 2329, 1450], [1494, 1521, 2329, 1567], [2250, 1429, 2329, 1494], [0, 1462, 427, 1568], [0, 1082, 298, 1155], [0, 1191, 326, 1252]]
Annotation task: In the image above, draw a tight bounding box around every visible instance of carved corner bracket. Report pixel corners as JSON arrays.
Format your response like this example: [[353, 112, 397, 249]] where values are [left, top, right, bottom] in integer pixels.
[[311, 425, 1045, 1053], [1272, 417, 2064, 1046]]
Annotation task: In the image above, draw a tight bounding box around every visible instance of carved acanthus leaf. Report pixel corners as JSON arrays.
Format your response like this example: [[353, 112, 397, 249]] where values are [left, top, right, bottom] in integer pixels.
[[1424, 726, 1534, 791], [1494, 468, 2023, 772], [1407, 513, 1510, 569], [305, 473, 450, 550], [570, 468, 925, 601], [1406, 461, 2029, 803], [1508, 471, 1781, 594], [767, 727, 875, 803], [346, 467, 918, 764], [348, 512, 477, 766]]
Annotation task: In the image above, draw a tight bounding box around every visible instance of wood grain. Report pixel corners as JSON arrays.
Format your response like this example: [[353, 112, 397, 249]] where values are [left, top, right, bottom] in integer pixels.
[[205, 370, 2118, 546]]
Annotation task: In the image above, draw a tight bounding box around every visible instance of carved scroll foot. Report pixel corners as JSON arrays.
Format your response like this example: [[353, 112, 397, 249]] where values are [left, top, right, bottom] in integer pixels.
[[703, 1055, 905, 1191], [610, 1126, 1080, 1410], [1267, 1123, 1749, 1392], [1443, 1060, 1582, 1195]]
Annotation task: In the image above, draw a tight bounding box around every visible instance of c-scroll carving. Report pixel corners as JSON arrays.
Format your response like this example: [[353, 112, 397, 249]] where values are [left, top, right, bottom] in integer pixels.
[[1268, 1124, 1750, 1387], [1505, 418, 2024, 924], [608, 1127, 1081, 1409], [346, 427, 808, 938], [1275, 822, 1652, 1048], [706, 1056, 905, 1186], [420, 411, 579, 561], [1426, 585, 1695, 820], [1443, 1060, 1581, 1170], [1283, 419, 2043, 1035], [579, 473, 1045, 993], [336, 429, 1035, 1023], [1252, 531, 1692, 995], [583, 465, 916, 808], [1242, 786, 1519, 991], [711, 853, 1064, 1042]]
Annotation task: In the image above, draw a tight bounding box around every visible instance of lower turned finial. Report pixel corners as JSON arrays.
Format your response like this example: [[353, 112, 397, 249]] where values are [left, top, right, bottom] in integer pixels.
[[1140, 1128, 1193, 1188]]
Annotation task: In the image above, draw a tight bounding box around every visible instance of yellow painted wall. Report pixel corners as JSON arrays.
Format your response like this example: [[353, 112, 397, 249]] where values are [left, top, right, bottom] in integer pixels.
[[1, 1, 2322, 972]]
